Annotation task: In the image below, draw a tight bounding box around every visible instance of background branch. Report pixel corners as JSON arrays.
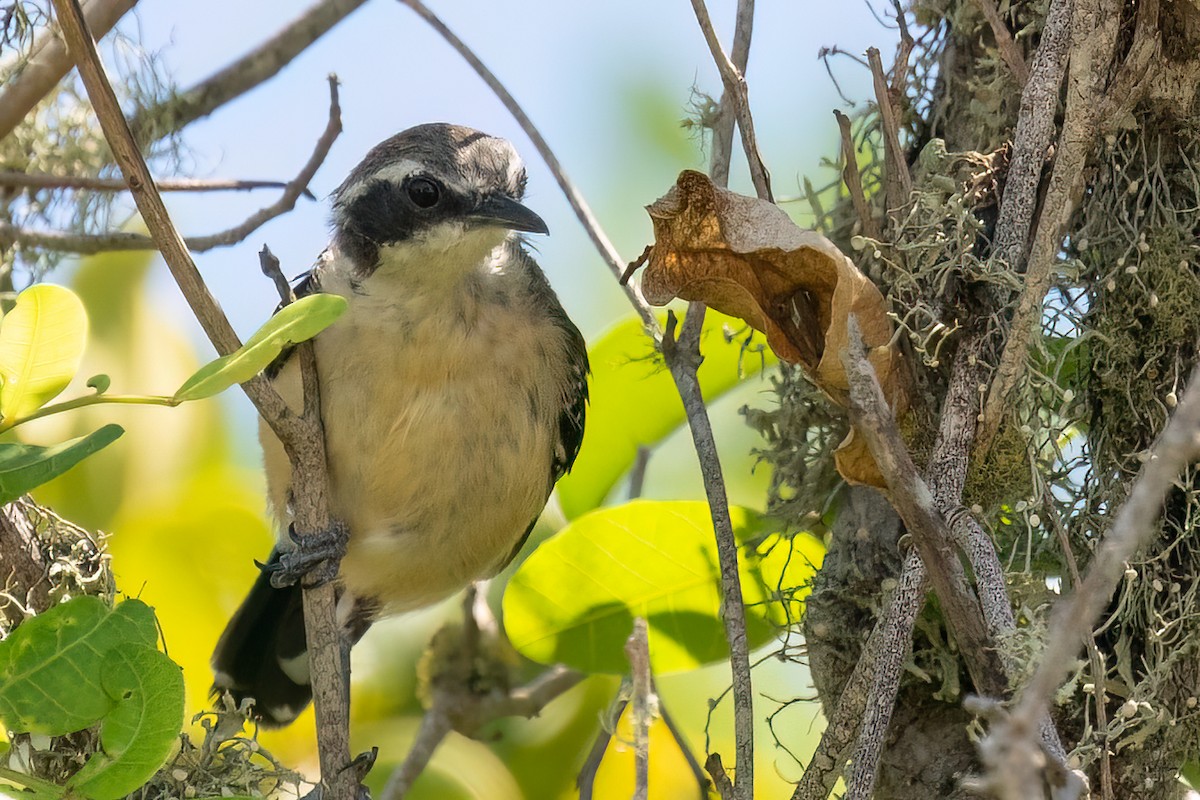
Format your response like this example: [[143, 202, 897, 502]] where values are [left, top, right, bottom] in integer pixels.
[[0, 83, 340, 255], [0, 170, 314, 196], [128, 0, 366, 140], [625, 619, 652, 800]]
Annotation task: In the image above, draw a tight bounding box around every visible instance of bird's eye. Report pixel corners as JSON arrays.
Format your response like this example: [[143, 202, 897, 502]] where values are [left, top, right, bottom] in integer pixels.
[[406, 177, 441, 209]]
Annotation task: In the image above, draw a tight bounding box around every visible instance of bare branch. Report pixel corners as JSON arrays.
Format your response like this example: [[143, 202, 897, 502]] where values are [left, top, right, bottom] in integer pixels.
[[867, 46, 912, 216], [980, 0, 1141, 453], [0, 170, 315, 197], [577, 689, 628, 800], [982, 376, 1200, 797], [397, 0, 657, 333], [688, 0, 772, 201], [987, 0, 1072, 281], [0, 0, 137, 143], [834, 109, 879, 238], [791, 552, 928, 800], [968, 0, 1031, 86], [662, 310, 755, 800], [0, 80, 341, 255], [380, 708, 453, 799], [127, 0, 366, 140], [705, 753, 736, 800], [705, 0, 754, 188], [46, 2, 355, 798], [625, 619, 653, 800]]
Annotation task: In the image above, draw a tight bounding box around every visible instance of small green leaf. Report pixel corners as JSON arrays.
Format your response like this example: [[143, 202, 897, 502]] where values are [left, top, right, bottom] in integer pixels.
[[0, 597, 157, 735], [0, 424, 123, 505], [86, 374, 111, 394], [173, 294, 348, 402], [502, 500, 823, 674], [68, 647, 185, 800], [556, 311, 775, 518], [0, 284, 89, 422]]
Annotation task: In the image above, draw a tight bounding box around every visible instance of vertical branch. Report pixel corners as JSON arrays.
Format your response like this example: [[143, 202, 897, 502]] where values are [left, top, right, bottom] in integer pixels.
[[834, 109, 879, 238], [625, 619, 653, 800], [867, 47, 912, 215], [706, 0, 754, 188], [48, 3, 355, 798]]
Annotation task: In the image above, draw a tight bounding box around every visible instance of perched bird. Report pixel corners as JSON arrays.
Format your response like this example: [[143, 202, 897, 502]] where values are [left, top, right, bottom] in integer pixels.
[[211, 124, 589, 726]]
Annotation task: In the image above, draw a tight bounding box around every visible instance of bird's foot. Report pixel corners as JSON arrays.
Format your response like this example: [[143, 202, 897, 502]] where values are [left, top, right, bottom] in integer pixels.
[[297, 749, 377, 800], [265, 520, 350, 588]]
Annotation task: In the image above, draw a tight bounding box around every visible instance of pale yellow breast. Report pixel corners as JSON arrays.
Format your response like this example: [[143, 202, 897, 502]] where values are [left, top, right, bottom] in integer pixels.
[[261, 259, 570, 612]]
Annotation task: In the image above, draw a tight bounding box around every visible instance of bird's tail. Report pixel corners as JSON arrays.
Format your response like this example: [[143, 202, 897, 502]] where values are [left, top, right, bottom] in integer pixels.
[[211, 551, 370, 727]]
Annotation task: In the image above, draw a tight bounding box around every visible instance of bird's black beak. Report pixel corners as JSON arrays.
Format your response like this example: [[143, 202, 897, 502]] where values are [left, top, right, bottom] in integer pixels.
[[469, 194, 549, 235]]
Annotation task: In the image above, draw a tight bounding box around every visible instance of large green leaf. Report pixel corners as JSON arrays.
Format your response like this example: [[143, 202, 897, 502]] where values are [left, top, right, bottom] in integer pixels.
[[0, 424, 124, 505], [502, 500, 823, 675], [0, 284, 88, 422], [68, 646, 185, 800], [173, 293, 348, 402], [0, 597, 157, 735], [557, 312, 775, 518]]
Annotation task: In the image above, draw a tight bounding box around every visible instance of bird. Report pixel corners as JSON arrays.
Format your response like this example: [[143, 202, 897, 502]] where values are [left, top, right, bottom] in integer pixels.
[[211, 123, 589, 727]]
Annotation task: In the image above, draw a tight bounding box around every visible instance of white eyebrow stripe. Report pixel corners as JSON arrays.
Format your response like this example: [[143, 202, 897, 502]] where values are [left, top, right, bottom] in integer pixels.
[[337, 159, 423, 204]]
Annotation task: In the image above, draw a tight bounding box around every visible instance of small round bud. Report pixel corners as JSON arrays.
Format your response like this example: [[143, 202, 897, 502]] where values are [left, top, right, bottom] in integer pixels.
[[1149, 293, 1159, 308], [1106, 279, 1117, 292], [1062, 389, 1075, 403], [1028, 513, 1041, 528], [1120, 700, 1138, 718], [1166, 391, 1178, 408], [850, 235, 867, 251], [1153, 578, 1164, 592], [1127, 179, 1140, 194]]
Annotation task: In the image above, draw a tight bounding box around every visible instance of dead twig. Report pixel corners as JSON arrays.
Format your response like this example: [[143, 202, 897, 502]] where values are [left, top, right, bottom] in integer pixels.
[[128, 0, 367, 140], [688, 0, 772, 201], [968, 0, 1031, 86], [0, 80, 341, 255], [705, 753, 736, 800], [834, 109, 879, 238], [0, 171, 315, 196], [47, 2, 355, 797], [704, 0, 754, 189], [0, 0, 136, 143], [867, 46, 912, 216]]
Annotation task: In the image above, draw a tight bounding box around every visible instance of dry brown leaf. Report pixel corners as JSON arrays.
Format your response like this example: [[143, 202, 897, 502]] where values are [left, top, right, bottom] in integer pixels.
[[635, 170, 907, 487]]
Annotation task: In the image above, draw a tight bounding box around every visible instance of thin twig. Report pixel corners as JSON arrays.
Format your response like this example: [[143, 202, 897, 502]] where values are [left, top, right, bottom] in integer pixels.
[[0, 80, 341, 255], [982, 360, 1200, 797], [867, 46, 912, 215], [625, 619, 653, 800], [1043, 485, 1114, 800], [663, 310, 755, 800], [706, 0, 754, 189], [0, 170, 315, 197], [397, 0, 657, 333], [577, 687, 628, 800], [46, 3, 355, 798], [380, 709, 453, 799], [0, 0, 137, 143], [834, 109, 879, 238], [688, 0, 772, 201], [968, 0, 1031, 86], [127, 0, 367, 140]]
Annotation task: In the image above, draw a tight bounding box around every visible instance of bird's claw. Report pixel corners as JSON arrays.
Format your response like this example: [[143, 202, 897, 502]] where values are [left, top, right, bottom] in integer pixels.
[[264, 521, 349, 588]]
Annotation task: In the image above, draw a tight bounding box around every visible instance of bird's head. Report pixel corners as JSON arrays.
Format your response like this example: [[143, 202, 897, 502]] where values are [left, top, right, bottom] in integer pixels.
[[331, 123, 547, 278]]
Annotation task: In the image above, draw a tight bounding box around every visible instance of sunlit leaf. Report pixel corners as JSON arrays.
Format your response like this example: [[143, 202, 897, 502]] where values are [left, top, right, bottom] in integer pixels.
[[0, 424, 124, 505], [0, 284, 88, 422], [503, 500, 822, 674], [0, 597, 157, 735], [172, 294, 348, 402], [557, 312, 774, 518], [68, 647, 184, 800]]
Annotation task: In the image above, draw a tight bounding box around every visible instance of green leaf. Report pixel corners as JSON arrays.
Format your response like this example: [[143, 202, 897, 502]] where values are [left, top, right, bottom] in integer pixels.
[[172, 293, 348, 402], [0, 424, 124, 505], [68, 647, 185, 800], [0, 597, 157, 735], [556, 311, 775, 518], [502, 500, 823, 674], [0, 284, 89, 422], [86, 374, 111, 394]]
